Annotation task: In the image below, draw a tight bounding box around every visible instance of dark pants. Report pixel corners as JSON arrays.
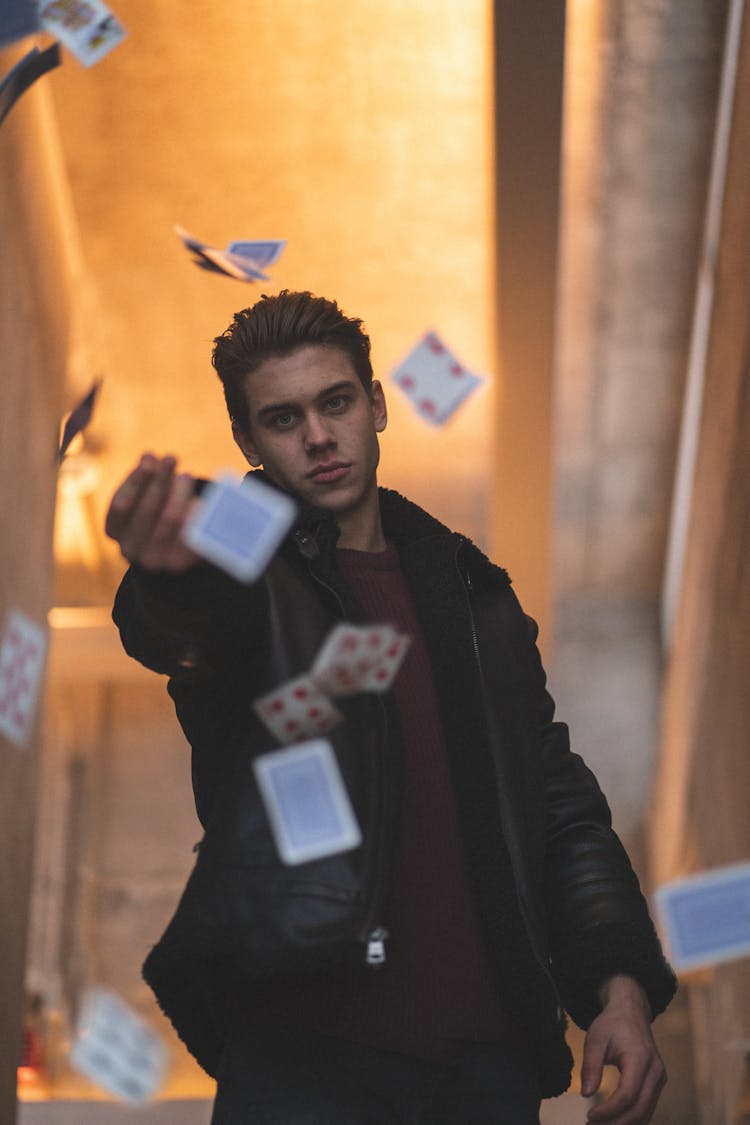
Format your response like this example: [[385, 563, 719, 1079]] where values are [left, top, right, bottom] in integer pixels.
[[210, 1027, 541, 1125]]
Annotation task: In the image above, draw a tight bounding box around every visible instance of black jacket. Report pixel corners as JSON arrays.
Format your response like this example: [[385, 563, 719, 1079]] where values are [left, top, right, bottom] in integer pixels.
[[112, 484, 676, 1097]]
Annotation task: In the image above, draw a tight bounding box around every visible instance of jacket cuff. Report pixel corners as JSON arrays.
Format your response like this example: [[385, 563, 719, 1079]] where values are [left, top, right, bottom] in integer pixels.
[[554, 920, 677, 1029]]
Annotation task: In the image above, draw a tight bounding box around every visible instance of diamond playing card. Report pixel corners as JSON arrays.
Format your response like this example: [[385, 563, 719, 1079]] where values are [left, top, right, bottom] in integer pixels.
[[37, 0, 127, 68], [0, 610, 48, 748], [182, 472, 297, 583], [390, 331, 485, 426], [70, 987, 168, 1104], [311, 622, 410, 697], [254, 674, 344, 744], [253, 739, 362, 865], [654, 861, 750, 972]]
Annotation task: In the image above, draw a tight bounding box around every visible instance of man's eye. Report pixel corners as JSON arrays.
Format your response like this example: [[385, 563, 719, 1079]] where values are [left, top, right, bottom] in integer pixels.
[[326, 396, 348, 411], [272, 413, 296, 428]]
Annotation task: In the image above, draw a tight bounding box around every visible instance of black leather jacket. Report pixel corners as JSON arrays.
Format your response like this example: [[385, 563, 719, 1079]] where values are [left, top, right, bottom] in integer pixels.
[[112, 484, 675, 1097]]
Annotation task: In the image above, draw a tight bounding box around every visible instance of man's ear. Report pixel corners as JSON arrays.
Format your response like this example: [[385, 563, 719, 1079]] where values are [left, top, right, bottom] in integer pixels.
[[371, 380, 388, 433], [232, 421, 262, 467]]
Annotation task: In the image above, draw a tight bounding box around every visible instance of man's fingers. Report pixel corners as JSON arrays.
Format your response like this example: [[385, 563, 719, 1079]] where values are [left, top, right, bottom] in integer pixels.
[[587, 1052, 666, 1124], [104, 452, 161, 541], [138, 473, 200, 570]]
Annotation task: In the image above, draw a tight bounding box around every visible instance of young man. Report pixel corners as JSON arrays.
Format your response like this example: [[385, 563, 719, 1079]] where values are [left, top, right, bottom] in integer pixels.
[[106, 290, 675, 1125]]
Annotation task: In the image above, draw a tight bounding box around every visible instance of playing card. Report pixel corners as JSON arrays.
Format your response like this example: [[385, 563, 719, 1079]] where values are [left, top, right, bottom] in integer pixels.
[[1, 0, 41, 49], [174, 226, 285, 282], [227, 239, 286, 268], [0, 610, 48, 748], [0, 43, 61, 129], [253, 739, 362, 865], [58, 377, 102, 460], [253, 674, 344, 744], [37, 1, 126, 68], [182, 472, 297, 583], [654, 861, 750, 971], [390, 331, 484, 426], [311, 622, 410, 696], [70, 987, 168, 1104]]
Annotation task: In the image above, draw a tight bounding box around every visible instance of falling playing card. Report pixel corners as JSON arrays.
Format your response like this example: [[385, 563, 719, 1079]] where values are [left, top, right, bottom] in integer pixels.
[[254, 674, 344, 745], [58, 377, 102, 461], [0, 43, 61, 129], [654, 861, 750, 972], [0, 610, 48, 748], [253, 739, 362, 865], [174, 225, 286, 283], [70, 987, 168, 1104], [37, 0, 126, 68], [390, 331, 484, 426], [182, 472, 297, 583], [311, 623, 410, 697]]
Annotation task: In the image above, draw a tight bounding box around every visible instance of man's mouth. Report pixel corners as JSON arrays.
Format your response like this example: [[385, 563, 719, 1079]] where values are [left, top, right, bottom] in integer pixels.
[[308, 462, 351, 484]]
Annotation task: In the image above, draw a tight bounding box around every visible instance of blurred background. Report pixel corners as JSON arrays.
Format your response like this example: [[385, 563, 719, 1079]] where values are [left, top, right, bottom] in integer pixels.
[[1, 1, 749, 1121]]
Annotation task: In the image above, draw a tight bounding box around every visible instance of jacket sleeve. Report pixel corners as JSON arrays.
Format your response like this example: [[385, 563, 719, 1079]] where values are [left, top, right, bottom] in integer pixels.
[[527, 617, 677, 1029], [112, 561, 269, 679]]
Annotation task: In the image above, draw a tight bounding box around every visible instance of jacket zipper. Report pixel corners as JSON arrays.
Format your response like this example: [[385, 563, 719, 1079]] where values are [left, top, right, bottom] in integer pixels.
[[295, 530, 393, 969], [458, 545, 564, 1023]]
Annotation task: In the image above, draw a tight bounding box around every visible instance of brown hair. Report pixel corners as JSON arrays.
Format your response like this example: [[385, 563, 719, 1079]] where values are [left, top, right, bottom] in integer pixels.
[[212, 290, 373, 435]]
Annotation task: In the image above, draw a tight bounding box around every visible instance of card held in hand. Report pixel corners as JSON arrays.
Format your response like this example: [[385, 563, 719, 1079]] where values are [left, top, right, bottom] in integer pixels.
[[182, 472, 297, 583], [253, 739, 362, 865], [654, 861, 750, 971]]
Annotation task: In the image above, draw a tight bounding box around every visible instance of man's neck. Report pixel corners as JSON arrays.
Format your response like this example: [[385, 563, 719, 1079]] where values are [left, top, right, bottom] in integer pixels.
[[336, 503, 386, 552]]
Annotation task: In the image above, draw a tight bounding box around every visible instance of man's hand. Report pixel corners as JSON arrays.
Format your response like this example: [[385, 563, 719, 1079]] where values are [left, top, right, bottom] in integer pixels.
[[105, 453, 201, 572], [581, 975, 666, 1124]]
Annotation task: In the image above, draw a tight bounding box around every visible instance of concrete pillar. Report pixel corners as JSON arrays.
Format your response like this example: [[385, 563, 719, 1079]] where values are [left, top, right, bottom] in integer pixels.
[[651, 3, 750, 1119], [0, 42, 70, 1123], [491, 0, 566, 635]]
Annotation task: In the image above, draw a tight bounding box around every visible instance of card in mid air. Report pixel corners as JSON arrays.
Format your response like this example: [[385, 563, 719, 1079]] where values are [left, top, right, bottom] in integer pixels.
[[182, 473, 297, 583], [390, 331, 484, 426], [0, 43, 61, 129], [37, 0, 126, 67], [654, 861, 750, 971], [253, 738, 362, 865], [254, 674, 344, 744], [0, 610, 48, 748], [174, 225, 286, 283], [70, 987, 168, 1104], [311, 622, 411, 697]]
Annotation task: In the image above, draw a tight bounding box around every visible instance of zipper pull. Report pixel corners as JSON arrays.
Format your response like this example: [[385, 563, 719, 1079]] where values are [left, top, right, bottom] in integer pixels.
[[365, 926, 389, 967]]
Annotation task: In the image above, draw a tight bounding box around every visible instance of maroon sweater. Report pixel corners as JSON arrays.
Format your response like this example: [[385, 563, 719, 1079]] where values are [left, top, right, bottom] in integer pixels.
[[267, 542, 509, 1058]]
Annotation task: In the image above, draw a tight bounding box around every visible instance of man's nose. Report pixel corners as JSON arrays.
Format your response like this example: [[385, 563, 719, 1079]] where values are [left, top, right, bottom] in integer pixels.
[[303, 412, 335, 450]]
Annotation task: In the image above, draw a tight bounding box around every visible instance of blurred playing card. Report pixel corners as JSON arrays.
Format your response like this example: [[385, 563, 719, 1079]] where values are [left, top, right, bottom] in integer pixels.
[[311, 622, 410, 696], [253, 739, 362, 865], [0, 610, 47, 748], [182, 472, 297, 583], [0, 43, 61, 129], [174, 225, 285, 283], [654, 861, 750, 971], [1, 0, 40, 48], [58, 377, 102, 460], [390, 331, 484, 426], [37, 0, 126, 67], [70, 987, 168, 1104], [254, 674, 343, 744]]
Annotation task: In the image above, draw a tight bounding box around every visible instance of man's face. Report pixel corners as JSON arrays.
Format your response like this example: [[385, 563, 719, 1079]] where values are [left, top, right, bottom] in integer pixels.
[[233, 345, 387, 521]]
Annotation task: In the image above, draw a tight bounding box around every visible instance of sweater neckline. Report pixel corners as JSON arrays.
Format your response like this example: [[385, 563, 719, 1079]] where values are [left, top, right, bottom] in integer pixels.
[[336, 539, 400, 572]]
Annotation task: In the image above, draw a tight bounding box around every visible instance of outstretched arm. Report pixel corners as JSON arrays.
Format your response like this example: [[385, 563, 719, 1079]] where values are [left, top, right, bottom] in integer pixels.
[[581, 975, 667, 1124]]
